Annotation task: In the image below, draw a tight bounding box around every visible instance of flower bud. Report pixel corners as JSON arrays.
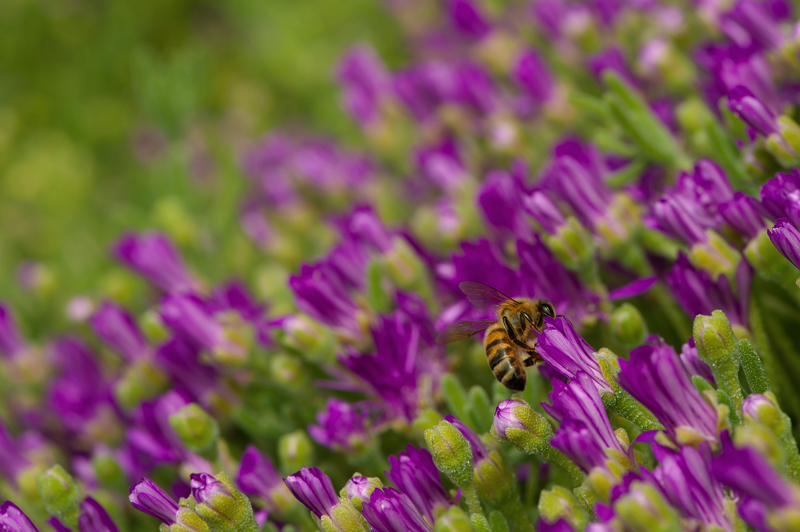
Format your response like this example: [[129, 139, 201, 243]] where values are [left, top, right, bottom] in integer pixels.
[[610, 304, 648, 348], [37, 465, 82, 528], [688, 230, 740, 280], [491, 399, 553, 455], [433, 506, 472, 532], [278, 431, 314, 475], [746, 229, 800, 282], [340, 476, 382, 512], [538, 486, 589, 531], [424, 421, 474, 488], [139, 309, 169, 344], [741, 392, 800, 480], [545, 217, 595, 270], [0, 501, 39, 532], [114, 358, 169, 410], [168, 404, 219, 458], [323, 499, 371, 532], [92, 450, 127, 492], [191, 472, 259, 532], [693, 310, 743, 410], [614, 481, 683, 532]]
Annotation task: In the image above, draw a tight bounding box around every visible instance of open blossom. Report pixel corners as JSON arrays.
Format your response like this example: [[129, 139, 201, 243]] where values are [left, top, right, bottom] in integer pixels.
[[536, 317, 609, 394], [618, 339, 719, 444], [112, 232, 198, 293], [308, 399, 370, 452], [89, 301, 149, 362]]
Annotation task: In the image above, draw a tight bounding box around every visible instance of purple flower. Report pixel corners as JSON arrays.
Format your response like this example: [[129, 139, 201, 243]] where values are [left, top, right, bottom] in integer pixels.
[[290, 261, 363, 341], [0, 501, 39, 532], [0, 422, 29, 482], [720, 0, 786, 53], [89, 301, 149, 362], [720, 192, 766, 239], [126, 390, 191, 467], [543, 373, 628, 473], [651, 442, 732, 531], [154, 337, 217, 404], [209, 281, 265, 323], [536, 317, 609, 394], [283, 467, 339, 519], [493, 400, 527, 440], [768, 218, 800, 269], [78, 497, 120, 532], [517, 239, 600, 323], [344, 477, 378, 502], [523, 189, 566, 234], [129, 478, 179, 525], [456, 62, 498, 115], [711, 430, 798, 529], [618, 339, 718, 444], [513, 49, 554, 103], [415, 137, 466, 192], [337, 44, 389, 126], [447, 0, 491, 40], [651, 194, 710, 245], [190, 473, 232, 511], [393, 61, 459, 122], [112, 232, 197, 293], [539, 139, 611, 231], [727, 85, 779, 136], [665, 253, 751, 328], [308, 399, 369, 452], [236, 445, 284, 505], [760, 170, 800, 227], [0, 305, 26, 359], [588, 47, 638, 87], [386, 445, 452, 524], [46, 337, 109, 434], [362, 487, 433, 532], [340, 307, 444, 421], [478, 170, 532, 241], [538, 519, 575, 532], [679, 338, 715, 383], [333, 205, 393, 254], [159, 294, 246, 360]]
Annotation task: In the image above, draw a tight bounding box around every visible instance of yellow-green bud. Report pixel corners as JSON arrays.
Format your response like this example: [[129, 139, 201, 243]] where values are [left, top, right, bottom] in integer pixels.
[[434, 506, 472, 532], [169, 404, 219, 458], [36, 464, 82, 529], [614, 481, 683, 532], [114, 358, 169, 410], [693, 311, 743, 410], [278, 431, 314, 474], [538, 486, 590, 531], [340, 476, 382, 512], [424, 421, 474, 488], [610, 304, 648, 348]]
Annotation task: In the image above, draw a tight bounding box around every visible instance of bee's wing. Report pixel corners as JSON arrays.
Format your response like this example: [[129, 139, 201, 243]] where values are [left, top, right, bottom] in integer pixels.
[[459, 281, 517, 310], [436, 320, 496, 343]]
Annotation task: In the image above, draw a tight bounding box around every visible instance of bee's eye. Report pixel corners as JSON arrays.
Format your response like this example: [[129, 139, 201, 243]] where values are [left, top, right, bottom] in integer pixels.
[[542, 304, 554, 317]]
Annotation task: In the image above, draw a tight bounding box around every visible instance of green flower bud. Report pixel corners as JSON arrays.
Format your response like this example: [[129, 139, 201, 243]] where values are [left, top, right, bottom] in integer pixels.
[[281, 315, 336, 363], [269, 354, 308, 389], [689, 230, 740, 281], [140, 309, 170, 344], [614, 481, 683, 532], [538, 486, 590, 531], [545, 217, 595, 270], [191, 472, 259, 532], [472, 450, 514, 505], [169, 404, 219, 458], [434, 506, 472, 532], [278, 430, 314, 475], [381, 237, 428, 292], [321, 498, 370, 532], [92, 450, 127, 492], [767, 119, 800, 167], [610, 304, 648, 348], [36, 464, 82, 528], [114, 358, 170, 410], [745, 229, 800, 283], [412, 408, 443, 440], [424, 421, 474, 488], [693, 311, 743, 411], [169, 507, 211, 532]]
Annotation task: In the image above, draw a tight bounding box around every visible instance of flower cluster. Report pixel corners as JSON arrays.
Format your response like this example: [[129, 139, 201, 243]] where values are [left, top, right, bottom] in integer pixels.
[[3, 1, 800, 532]]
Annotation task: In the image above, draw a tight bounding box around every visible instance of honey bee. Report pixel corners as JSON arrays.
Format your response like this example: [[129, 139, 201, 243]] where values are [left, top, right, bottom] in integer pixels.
[[436, 282, 555, 391]]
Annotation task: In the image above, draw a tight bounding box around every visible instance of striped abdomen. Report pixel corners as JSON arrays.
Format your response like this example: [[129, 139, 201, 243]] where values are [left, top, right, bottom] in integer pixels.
[[484, 323, 526, 391]]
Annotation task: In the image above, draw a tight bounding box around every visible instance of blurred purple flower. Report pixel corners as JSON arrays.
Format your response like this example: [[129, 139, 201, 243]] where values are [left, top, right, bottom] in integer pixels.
[[159, 293, 246, 360], [719, 191, 766, 239], [112, 232, 197, 294], [523, 189, 566, 234], [415, 137, 466, 192], [337, 44, 390, 126], [679, 338, 715, 383], [308, 399, 370, 452], [236, 445, 285, 509], [90, 301, 149, 362], [478, 170, 532, 241], [79, 497, 119, 532], [513, 49, 554, 104], [0, 501, 39, 532], [447, 0, 491, 40], [760, 170, 800, 226], [666, 253, 751, 328], [727, 85, 779, 136], [0, 305, 27, 359]]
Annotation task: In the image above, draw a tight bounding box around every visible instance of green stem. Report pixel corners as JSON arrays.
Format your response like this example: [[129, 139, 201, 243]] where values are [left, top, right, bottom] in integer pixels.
[[496, 497, 535, 532], [611, 392, 663, 432], [462, 485, 491, 532], [541, 447, 585, 487]]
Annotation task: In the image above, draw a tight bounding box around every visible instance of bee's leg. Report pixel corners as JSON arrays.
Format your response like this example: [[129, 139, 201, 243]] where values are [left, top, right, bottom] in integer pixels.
[[514, 339, 543, 365], [523, 357, 538, 367]]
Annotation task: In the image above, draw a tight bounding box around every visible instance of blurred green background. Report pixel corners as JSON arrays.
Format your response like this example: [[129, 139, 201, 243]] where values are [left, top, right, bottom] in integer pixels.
[[0, 0, 406, 335]]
